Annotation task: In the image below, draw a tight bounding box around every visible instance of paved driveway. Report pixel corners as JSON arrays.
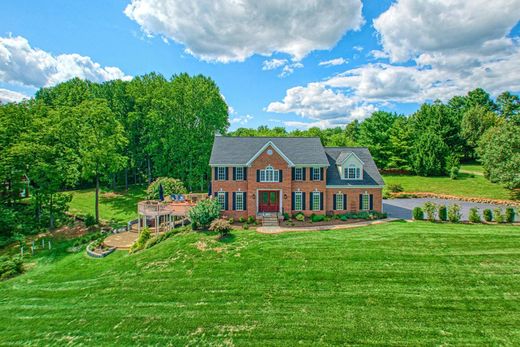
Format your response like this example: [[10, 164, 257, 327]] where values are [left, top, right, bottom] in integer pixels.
[[383, 198, 519, 221]]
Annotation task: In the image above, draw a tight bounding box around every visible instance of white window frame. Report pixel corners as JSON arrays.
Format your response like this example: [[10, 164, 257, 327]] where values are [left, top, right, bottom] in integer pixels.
[[335, 194, 344, 210], [362, 193, 370, 211], [294, 167, 303, 181], [260, 165, 279, 182], [235, 167, 244, 181], [312, 191, 321, 211], [217, 167, 226, 181], [217, 192, 226, 211], [235, 192, 244, 211], [345, 164, 361, 180], [294, 191, 303, 211], [312, 167, 321, 181]]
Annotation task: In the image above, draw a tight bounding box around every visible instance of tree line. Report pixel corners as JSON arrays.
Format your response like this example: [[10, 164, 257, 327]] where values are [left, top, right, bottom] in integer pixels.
[[230, 88, 519, 190]]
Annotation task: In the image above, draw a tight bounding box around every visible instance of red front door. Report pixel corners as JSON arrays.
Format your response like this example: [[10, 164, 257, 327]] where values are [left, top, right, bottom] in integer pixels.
[[258, 191, 279, 213]]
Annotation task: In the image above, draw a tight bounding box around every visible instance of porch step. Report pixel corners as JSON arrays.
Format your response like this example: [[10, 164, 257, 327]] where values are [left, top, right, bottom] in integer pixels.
[[262, 216, 279, 227]]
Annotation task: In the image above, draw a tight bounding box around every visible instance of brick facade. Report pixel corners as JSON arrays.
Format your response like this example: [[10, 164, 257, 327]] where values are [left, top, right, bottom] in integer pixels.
[[211, 144, 383, 219]]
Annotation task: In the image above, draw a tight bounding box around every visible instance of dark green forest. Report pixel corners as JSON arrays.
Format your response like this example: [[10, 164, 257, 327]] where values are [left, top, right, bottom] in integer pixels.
[[1, 73, 519, 241]]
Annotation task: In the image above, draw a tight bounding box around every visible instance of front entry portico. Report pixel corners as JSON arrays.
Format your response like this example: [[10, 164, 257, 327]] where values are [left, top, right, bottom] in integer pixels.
[[258, 190, 280, 213]]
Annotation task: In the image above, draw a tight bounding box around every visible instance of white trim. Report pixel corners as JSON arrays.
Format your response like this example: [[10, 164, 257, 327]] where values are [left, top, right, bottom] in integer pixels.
[[246, 141, 295, 167], [326, 185, 384, 188], [256, 188, 283, 214], [337, 152, 365, 166]]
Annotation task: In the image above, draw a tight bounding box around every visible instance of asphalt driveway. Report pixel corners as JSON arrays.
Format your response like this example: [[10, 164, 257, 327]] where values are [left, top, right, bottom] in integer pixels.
[[383, 198, 519, 221]]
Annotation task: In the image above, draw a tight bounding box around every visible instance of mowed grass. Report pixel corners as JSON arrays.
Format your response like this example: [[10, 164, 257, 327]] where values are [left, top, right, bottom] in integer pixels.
[[460, 163, 485, 175], [1, 222, 519, 345], [68, 185, 147, 225], [383, 173, 515, 200]]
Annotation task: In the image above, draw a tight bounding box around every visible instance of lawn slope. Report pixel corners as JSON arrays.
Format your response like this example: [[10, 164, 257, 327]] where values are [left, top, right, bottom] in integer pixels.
[[1, 222, 519, 345]]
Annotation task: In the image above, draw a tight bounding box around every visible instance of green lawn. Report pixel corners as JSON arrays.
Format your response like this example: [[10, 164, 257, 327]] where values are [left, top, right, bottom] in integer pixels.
[[1, 222, 519, 345], [68, 185, 147, 225], [460, 163, 485, 175], [383, 172, 515, 200]]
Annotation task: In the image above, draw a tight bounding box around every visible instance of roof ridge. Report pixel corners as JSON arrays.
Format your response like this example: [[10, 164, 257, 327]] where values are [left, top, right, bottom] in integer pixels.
[[216, 135, 322, 139]]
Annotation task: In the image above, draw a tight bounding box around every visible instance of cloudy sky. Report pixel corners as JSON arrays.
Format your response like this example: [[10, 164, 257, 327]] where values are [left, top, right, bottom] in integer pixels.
[[1, 0, 519, 129]]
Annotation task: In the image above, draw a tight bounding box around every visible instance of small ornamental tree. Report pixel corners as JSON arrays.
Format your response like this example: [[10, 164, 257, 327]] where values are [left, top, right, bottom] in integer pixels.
[[188, 198, 220, 230], [505, 208, 516, 223], [412, 207, 424, 220], [468, 207, 481, 223], [447, 204, 462, 223], [147, 177, 187, 199], [438, 205, 448, 221], [483, 209, 493, 222], [493, 208, 505, 223], [423, 202, 437, 221], [209, 219, 232, 237]]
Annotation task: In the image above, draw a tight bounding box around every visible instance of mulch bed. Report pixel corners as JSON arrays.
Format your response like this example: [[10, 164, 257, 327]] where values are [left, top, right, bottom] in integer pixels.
[[390, 192, 520, 207], [280, 218, 367, 228]]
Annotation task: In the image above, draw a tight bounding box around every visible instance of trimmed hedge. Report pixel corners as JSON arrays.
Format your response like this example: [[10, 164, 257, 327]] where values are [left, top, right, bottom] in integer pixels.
[[413, 207, 424, 220]]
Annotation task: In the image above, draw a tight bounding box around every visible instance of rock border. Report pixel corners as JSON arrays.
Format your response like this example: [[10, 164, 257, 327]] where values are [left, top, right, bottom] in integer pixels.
[[390, 192, 520, 207], [86, 241, 116, 258]]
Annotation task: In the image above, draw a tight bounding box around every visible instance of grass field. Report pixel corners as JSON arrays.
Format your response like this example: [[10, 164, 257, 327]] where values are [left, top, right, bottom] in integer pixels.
[[383, 172, 515, 200], [460, 163, 485, 175], [68, 185, 147, 225], [1, 222, 519, 345]]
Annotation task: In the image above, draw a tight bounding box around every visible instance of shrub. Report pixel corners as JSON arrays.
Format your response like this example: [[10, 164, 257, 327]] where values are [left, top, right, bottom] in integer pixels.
[[188, 198, 220, 230], [493, 208, 504, 223], [447, 204, 462, 223], [228, 218, 234, 224], [423, 202, 437, 221], [247, 216, 255, 224], [412, 207, 424, 220], [283, 212, 290, 221], [340, 215, 348, 221], [468, 207, 481, 223], [0, 255, 24, 280], [242, 223, 249, 230], [382, 190, 392, 199], [84, 214, 96, 227], [311, 214, 325, 223], [130, 228, 151, 253], [294, 213, 305, 222], [209, 219, 232, 237], [483, 209, 493, 222], [449, 166, 459, 180], [238, 217, 245, 223], [146, 177, 187, 199], [438, 205, 447, 221], [387, 183, 404, 193], [505, 208, 516, 223]]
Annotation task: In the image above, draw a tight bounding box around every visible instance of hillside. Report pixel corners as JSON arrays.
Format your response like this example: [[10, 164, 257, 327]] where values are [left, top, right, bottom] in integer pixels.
[[1, 222, 519, 345]]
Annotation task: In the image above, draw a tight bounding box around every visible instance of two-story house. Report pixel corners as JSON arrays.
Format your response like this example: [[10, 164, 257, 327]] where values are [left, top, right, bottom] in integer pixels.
[[209, 136, 384, 220]]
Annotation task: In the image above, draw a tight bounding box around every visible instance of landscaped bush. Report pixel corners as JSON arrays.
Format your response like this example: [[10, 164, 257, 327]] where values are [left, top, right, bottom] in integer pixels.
[[0, 255, 24, 280], [311, 214, 325, 223], [228, 218, 234, 224], [449, 166, 459, 180], [84, 214, 96, 227], [493, 208, 504, 223], [146, 177, 187, 199], [423, 202, 437, 221], [438, 205, 447, 221], [238, 217, 246, 223], [448, 204, 462, 223], [130, 228, 151, 253], [468, 207, 481, 223], [412, 207, 424, 220], [387, 183, 404, 193], [247, 216, 256, 224], [505, 208, 516, 223], [209, 219, 232, 237], [188, 198, 220, 230], [294, 213, 305, 222], [483, 209, 493, 222], [283, 212, 290, 221], [242, 223, 249, 230]]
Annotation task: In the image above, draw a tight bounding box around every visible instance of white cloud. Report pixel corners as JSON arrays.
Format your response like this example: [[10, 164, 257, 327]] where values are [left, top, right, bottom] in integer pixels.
[[230, 114, 253, 125], [124, 0, 363, 62], [0, 88, 28, 103], [262, 59, 288, 71], [279, 62, 303, 77], [353, 45, 363, 52], [0, 35, 130, 88], [373, 0, 520, 62], [318, 58, 347, 67]]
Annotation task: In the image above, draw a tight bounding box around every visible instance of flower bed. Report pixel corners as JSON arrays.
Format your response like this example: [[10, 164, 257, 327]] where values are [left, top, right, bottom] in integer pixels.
[[86, 239, 115, 258]]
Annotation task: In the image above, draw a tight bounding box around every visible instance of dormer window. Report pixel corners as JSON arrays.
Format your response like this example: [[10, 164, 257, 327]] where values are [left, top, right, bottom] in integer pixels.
[[344, 164, 361, 180]]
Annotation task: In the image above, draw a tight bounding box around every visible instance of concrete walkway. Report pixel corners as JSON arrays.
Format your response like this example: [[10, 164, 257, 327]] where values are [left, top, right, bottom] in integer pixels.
[[256, 218, 397, 234]]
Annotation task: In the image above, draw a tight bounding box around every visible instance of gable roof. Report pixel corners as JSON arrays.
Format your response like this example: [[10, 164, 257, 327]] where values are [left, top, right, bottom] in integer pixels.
[[209, 136, 329, 166], [336, 151, 364, 165], [325, 147, 384, 186]]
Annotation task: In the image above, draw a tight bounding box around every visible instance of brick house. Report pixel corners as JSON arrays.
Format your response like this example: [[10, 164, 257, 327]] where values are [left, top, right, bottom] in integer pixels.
[[209, 136, 384, 220]]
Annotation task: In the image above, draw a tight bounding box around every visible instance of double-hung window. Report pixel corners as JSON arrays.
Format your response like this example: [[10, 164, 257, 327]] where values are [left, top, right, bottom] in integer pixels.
[[217, 192, 226, 211], [345, 165, 361, 179], [312, 192, 321, 211], [294, 167, 303, 181], [361, 193, 370, 211], [312, 167, 321, 181], [260, 166, 279, 182], [217, 167, 226, 180], [235, 167, 244, 181], [335, 194, 344, 210], [294, 192, 303, 211], [235, 192, 244, 211]]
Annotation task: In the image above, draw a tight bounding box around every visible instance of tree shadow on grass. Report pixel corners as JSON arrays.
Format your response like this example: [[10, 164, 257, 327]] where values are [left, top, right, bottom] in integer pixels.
[[217, 233, 236, 243]]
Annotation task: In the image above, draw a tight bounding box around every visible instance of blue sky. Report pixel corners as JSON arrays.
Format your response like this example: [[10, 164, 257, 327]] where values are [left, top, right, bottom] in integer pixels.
[[1, 0, 519, 130]]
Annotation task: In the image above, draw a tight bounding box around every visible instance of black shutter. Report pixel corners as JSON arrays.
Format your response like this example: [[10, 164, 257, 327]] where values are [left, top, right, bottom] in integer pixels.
[[214, 167, 218, 180], [370, 194, 374, 210], [320, 192, 324, 210], [224, 192, 229, 210], [291, 167, 295, 180], [232, 167, 236, 180], [359, 194, 363, 210], [232, 192, 236, 210], [343, 194, 347, 211], [225, 167, 229, 180], [302, 192, 306, 210], [243, 168, 247, 180], [333, 194, 337, 210], [292, 192, 295, 210], [279, 170, 283, 182], [310, 193, 314, 210], [243, 192, 247, 211], [256, 170, 260, 182], [320, 168, 324, 181], [303, 168, 306, 181]]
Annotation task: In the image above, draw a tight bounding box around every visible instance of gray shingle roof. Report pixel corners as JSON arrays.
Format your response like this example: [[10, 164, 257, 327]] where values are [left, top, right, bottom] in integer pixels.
[[209, 136, 329, 166], [324, 147, 384, 186]]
